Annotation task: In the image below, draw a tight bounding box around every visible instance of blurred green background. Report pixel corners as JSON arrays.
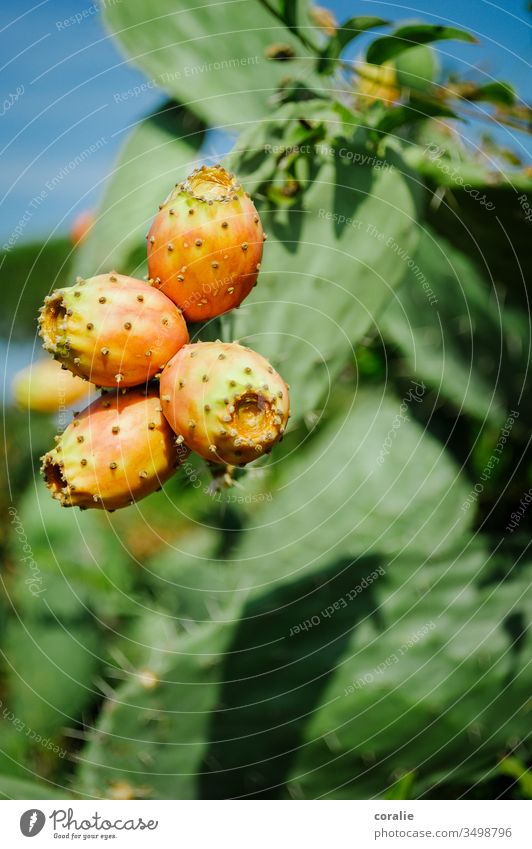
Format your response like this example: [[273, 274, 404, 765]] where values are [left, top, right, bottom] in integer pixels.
[[0, 0, 531, 800]]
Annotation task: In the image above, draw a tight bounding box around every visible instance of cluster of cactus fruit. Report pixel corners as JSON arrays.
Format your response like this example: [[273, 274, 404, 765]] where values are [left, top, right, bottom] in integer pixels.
[[38, 165, 290, 510]]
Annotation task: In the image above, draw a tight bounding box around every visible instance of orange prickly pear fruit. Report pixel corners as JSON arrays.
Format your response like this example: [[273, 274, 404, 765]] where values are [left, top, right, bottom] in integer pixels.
[[159, 341, 290, 466], [41, 387, 188, 510], [146, 165, 264, 322], [12, 358, 91, 413], [38, 273, 189, 388], [70, 209, 94, 246]]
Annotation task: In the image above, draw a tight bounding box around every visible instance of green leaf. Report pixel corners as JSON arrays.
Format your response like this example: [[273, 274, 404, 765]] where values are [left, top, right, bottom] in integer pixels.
[[380, 228, 516, 424], [0, 775, 72, 800], [318, 17, 388, 72], [374, 99, 459, 134], [278, 0, 299, 31], [145, 523, 225, 623], [73, 104, 205, 279], [414, 152, 532, 328], [7, 486, 137, 620], [367, 25, 477, 65], [0, 408, 54, 525], [199, 535, 530, 798], [0, 239, 72, 339], [76, 617, 239, 799], [227, 102, 421, 416], [405, 130, 532, 191], [499, 757, 532, 798], [385, 770, 416, 799], [286, 543, 531, 798], [104, 0, 319, 128], [465, 81, 517, 108], [232, 386, 471, 592], [3, 620, 102, 744]]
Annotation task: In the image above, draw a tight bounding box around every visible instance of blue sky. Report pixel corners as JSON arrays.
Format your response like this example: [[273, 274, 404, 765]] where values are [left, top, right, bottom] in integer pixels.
[[1, 0, 530, 245]]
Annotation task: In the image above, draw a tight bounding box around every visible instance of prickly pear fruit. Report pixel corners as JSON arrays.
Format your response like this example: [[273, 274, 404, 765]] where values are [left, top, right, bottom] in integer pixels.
[[41, 387, 188, 510], [38, 273, 188, 388], [159, 342, 290, 466], [356, 61, 400, 105], [147, 165, 264, 322], [70, 209, 94, 246], [394, 45, 439, 93], [309, 5, 338, 35], [12, 358, 91, 413]]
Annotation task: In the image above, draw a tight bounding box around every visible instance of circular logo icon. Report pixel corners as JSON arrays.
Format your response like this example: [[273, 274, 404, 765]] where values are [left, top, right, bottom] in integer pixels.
[[20, 809, 46, 837]]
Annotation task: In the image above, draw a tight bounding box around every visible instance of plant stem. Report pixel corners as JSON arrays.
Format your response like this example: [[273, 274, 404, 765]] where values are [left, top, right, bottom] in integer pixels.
[[258, 0, 320, 54]]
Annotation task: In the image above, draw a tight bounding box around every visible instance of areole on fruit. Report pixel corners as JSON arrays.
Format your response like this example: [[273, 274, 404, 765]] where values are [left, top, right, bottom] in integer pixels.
[[159, 341, 290, 466], [147, 165, 264, 322]]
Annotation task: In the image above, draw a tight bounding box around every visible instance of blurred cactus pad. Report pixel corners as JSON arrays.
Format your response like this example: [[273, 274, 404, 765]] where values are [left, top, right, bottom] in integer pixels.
[[1, 0, 531, 801]]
